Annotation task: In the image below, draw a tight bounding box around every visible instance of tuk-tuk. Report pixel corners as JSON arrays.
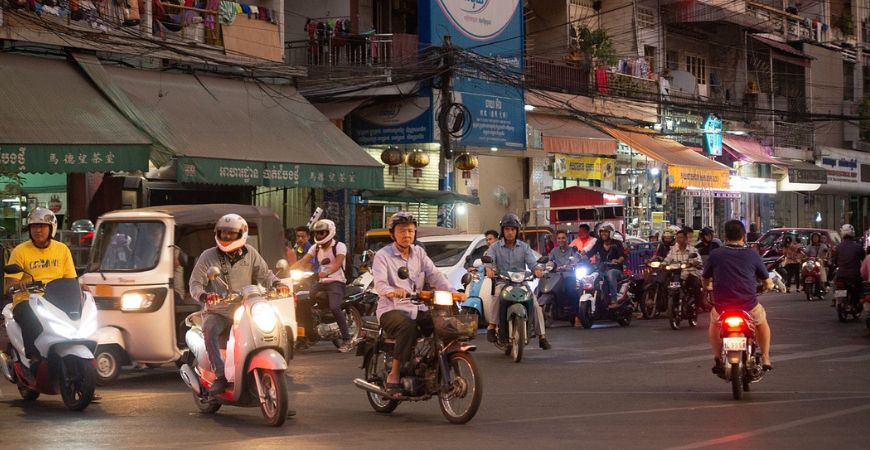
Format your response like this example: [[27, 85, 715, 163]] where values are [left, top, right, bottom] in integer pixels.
[[79, 204, 288, 384]]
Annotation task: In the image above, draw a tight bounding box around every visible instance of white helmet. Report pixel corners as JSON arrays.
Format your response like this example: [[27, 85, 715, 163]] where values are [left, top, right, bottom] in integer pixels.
[[28, 207, 58, 238], [840, 224, 855, 238], [311, 219, 336, 246], [214, 214, 248, 253]]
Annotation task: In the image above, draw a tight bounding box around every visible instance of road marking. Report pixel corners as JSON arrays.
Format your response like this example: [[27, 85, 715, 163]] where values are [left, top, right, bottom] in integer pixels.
[[772, 344, 866, 362], [822, 353, 870, 362], [664, 403, 870, 450]]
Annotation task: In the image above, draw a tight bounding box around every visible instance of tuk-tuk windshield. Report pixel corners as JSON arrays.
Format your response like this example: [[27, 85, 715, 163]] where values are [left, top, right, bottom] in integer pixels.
[[90, 221, 165, 272]]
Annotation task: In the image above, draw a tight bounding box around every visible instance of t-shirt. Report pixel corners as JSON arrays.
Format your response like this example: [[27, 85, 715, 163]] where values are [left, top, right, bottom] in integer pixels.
[[7, 240, 77, 284], [702, 245, 768, 312], [308, 241, 347, 284]]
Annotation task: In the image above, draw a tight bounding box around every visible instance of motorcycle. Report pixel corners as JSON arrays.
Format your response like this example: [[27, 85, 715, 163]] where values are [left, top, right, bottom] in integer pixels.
[[179, 267, 290, 426], [353, 266, 482, 424], [833, 277, 864, 323], [459, 259, 495, 328], [715, 308, 766, 400], [289, 257, 363, 351], [485, 255, 547, 363], [800, 258, 826, 302], [535, 258, 581, 328], [663, 259, 701, 330], [641, 258, 668, 319], [764, 257, 787, 293], [575, 263, 634, 329], [0, 266, 98, 411]]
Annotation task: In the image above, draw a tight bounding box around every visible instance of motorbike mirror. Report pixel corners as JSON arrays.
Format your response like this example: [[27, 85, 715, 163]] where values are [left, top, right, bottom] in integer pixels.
[[275, 259, 289, 271], [206, 266, 222, 280], [537, 256, 549, 264], [472, 258, 483, 267], [397, 266, 410, 280], [689, 253, 698, 259], [480, 255, 493, 264], [3, 264, 24, 275], [461, 272, 473, 286]]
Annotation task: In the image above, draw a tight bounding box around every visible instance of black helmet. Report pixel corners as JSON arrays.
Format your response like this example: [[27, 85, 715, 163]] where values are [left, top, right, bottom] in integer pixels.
[[700, 226, 714, 236], [499, 213, 521, 230]]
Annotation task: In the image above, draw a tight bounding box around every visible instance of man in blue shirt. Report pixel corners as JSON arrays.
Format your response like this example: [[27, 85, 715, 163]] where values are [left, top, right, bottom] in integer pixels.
[[485, 213, 550, 350], [702, 220, 773, 374]]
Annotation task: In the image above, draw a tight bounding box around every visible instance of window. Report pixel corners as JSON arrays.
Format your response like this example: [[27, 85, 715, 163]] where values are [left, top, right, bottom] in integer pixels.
[[637, 6, 655, 29], [844, 61, 855, 100], [420, 240, 474, 267], [686, 55, 707, 85], [667, 50, 678, 70], [90, 221, 165, 272]]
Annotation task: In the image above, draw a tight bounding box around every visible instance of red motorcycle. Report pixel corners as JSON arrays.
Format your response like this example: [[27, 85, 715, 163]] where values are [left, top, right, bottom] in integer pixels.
[[715, 309, 766, 400], [800, 258, 825, 302]]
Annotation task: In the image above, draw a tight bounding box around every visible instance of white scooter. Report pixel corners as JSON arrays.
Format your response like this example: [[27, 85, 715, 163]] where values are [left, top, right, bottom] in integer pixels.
[[0, 265, 98, 410], [179, 267, 290, 426]]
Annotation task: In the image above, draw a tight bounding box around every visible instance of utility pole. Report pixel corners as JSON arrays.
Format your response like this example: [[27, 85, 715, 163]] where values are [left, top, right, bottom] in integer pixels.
[[438, 35, 454, 193]]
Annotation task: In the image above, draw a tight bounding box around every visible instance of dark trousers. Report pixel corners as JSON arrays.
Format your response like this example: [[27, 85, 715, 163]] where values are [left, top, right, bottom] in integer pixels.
[[380, 310, 432, 372], [299, 282, 349, 341], [12, 301, 42, 359], [684, 274, 702, 306], [785, 263, 801, 289], [203, 313, 232, 378]]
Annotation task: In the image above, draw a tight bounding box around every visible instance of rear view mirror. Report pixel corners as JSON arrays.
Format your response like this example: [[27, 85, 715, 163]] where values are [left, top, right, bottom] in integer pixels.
[[461, 272, 473, 286], [3, 264, 24, 275], [398, 267, 410, 280], [480, 256, 493, 264], [275, 259, 289, 271], [472, 258, 483, 267], [206, 266, 221, 280], [537, 256, 549, 264]]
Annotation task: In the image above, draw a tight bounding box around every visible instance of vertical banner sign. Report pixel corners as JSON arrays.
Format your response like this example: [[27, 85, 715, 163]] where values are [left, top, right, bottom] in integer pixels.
[[703, 114, 723, 156], [420, 0, 526, 149]]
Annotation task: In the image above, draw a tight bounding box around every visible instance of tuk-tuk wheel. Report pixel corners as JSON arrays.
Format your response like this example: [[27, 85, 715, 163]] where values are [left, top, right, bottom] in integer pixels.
[[95, 345, 124, 385]]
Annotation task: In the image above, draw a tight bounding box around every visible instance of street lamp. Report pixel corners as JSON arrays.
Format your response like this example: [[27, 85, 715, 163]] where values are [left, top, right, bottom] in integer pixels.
[[649, 167, 660, 176]]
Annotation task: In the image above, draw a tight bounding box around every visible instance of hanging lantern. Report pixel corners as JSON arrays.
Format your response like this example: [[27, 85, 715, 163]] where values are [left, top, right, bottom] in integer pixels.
[[406, 149, 430, 181], [454, 153, 479, 183], [380, 146, 405, 178]]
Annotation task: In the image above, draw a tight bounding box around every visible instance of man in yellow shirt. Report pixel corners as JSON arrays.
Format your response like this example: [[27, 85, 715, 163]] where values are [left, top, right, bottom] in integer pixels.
[[5, 208, 77, 362]]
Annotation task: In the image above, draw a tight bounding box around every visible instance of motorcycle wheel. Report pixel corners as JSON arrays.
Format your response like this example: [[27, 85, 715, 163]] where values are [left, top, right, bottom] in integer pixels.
[[578, 302, 593, 329], [731, 365, 743, 400], [641, 287, 656, 320], [364, 350, 399, 413], [837, 304, 849, 323], [18, 385, 40, 401], [616, 314, 631, 327], [668, 294, 681, 330], [332, 307, 363, 348], [94, 345, 123, 386], [59, 356, 96, 411], [542, 303, 553, 329], [256, 369, 288, 427], [742, 376, 751, 392], [438, 351, 482, 424], [804, 283, 814, 302], [509, 317, 526, 363], [193, 391, 221, 414]]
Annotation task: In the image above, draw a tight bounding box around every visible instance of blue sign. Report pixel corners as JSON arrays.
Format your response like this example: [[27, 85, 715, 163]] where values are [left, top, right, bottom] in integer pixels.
[[419, 0, 526, 149], [350, 94, 434, 145], [703, 114, 723, 156]]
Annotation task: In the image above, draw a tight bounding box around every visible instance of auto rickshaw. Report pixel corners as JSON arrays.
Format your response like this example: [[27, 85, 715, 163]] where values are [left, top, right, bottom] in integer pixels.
[[79, 204, 291, 384]]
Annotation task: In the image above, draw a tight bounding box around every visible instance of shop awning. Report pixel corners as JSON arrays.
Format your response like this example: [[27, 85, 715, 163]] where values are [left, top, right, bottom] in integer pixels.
[[751, 35, 812, 67], [0, 53, 152, 174], [359, 188, 480, 205], [73, 55, 383, 189], [598, 124, 731, 190], [312, 100, 367, 121], [723, 136, 779, 164], [526, 113, 617, 155]]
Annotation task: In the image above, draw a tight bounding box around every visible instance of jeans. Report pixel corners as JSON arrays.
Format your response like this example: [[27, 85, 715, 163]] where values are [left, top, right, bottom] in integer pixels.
[[203, 313, 232, 378], [302, 282, 350, 341], [380, 310, 432, 372], [602, 269, 623, 304], [12, 301, 43, 360], [495, 281, 546, 341], [785, 263, 801, 289]]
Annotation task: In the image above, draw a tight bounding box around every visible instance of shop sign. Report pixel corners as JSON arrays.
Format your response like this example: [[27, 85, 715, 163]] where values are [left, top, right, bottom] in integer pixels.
[[176, 158, 383, 189], [350, 96, 434, 145], [703, 114, 723, 156], [660, 107, 704, 147], [667, 165, 730, 190], [787, 167, 827, 184], [553, 155, 615, 181], [682, 189, 742, 199], [729, 175, 776, 194], [0, 144, 150, 173], [651, 211, 664, 224], [819, 154, 858, 184]]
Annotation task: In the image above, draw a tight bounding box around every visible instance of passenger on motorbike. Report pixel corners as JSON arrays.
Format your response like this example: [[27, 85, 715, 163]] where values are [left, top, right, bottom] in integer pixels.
[[569, 224, 597, 253], [484, 213, 550, 350], [548, 230, 581, 316], [655, 227, 678, 259], [831, 224, 865, 307], [702, 220, 773, 374], [371, 212, 452, 397], [465, 230, 499, 270], [4, 208, 77, 367], [664, 230, 704, 306], [291, 219, 353, 352], [805, 232, 831, 287], [584, 224, 625, 308], [694, 227, 721, 260], [189, 214, 289, 394]]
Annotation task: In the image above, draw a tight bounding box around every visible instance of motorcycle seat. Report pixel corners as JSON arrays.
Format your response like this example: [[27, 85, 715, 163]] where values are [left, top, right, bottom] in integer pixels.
[[345, 285, 363, 297]]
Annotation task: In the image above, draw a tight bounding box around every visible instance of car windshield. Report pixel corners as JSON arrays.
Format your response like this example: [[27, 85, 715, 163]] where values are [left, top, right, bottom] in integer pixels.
[[757, 231, 782, 247], [90, 221, 165, 272], [421, 241, 472, 267]]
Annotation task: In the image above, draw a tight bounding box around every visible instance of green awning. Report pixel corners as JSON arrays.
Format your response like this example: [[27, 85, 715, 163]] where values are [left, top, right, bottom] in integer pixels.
[[0, 53, 152, 174], [176, 157, 383, 189], [359, 188, 480, 205]]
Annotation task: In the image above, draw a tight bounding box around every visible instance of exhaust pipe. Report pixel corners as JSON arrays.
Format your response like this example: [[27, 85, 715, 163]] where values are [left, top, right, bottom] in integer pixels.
[[0, 352, 14, 383], [353, 378, 392, 398], [179, 364, 201, 395]]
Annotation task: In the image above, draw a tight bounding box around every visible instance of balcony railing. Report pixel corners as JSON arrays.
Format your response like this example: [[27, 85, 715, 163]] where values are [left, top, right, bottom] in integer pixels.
[[284, 33, 418, 70], [663, 0, 821, 42], [525, 58, 589, 95], [775, 121, 814, 149]]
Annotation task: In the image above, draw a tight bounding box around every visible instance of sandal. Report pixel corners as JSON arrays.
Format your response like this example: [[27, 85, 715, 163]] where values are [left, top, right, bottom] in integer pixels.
[[385, 382, 404, 397]]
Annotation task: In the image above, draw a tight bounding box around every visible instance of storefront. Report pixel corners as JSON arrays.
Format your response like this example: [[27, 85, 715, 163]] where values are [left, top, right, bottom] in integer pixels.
[[774, 161, 830, 229], [813, 146, 870, 232], [721, 136, 780, 232]]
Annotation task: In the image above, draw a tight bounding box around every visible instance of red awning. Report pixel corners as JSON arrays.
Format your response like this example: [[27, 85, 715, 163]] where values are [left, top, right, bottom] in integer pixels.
[[723, 136, 779, 165], [527, 113, 617, 155]]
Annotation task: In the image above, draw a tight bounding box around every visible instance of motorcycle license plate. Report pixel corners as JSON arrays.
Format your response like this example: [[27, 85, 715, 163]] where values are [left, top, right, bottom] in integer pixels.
[[835, 290, 847, 298], [723, 337, 747, 351], [668, 282, 681, 288], [804, 277, 814, 283]]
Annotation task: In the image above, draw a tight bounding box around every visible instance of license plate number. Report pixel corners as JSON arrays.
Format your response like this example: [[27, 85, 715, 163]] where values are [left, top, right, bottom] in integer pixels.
[[723, 337, 747, 351], [835, 290, 847, 298], [668, 282, 681, 288]]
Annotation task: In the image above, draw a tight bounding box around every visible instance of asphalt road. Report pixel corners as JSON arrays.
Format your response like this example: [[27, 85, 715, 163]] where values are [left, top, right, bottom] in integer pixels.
[[1, 291, 868, 449]]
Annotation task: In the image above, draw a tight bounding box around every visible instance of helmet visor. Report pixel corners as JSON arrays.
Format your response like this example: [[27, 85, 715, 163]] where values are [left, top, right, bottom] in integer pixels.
[[217, 229, 242, 241]]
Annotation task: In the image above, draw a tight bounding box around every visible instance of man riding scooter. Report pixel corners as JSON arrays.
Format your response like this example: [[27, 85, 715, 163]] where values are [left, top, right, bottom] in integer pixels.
[[832, 224, 865, 310], [542, 230, 581, 324], [189, 214, 289, 394], [485, 213, 550, 350], [569, 224, 597, 253], [584, 224, 625, 309], [664, 229, 704, 312]]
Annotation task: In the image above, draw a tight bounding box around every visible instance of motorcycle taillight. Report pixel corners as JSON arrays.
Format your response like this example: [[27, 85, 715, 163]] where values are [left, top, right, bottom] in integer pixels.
[[723, 316, 746, 332]]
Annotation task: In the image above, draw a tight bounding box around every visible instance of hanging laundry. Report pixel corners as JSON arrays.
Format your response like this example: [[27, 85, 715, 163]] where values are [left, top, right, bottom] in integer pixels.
[[595, 66, 608, 93], [218, 0, 236, 25]]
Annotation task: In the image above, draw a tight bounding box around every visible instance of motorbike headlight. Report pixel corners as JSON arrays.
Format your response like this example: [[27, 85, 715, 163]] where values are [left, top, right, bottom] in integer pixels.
[[510, 272, 525, 283], [649, 261, 661, 269], [433, 291, 454, 306], [121, 292, 156, 311], [290, 270, 310, 281], [575, 267, 588, 279], [251, 302, 278, 333]]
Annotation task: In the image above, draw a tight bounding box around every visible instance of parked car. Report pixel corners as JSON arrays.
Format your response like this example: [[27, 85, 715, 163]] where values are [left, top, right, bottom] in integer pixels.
[[753, 228, 841, 257]]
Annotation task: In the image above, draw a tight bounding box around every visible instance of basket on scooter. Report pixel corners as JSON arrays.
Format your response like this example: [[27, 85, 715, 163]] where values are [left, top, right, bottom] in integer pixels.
[[431, 310, 477, 340]]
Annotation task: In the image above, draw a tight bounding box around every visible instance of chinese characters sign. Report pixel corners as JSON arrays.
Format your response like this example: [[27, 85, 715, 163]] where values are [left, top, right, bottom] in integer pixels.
[[176, 157, 383, 189], [0, 144, 150, 173]]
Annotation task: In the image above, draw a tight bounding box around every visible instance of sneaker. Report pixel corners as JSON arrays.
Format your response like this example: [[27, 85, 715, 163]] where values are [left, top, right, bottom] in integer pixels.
[[209, 376, 228, 395], [711, 358, 725, 378], [338, 340, 353, 353], [539, 337, 552, 350], [486, 328, 497, 343]]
